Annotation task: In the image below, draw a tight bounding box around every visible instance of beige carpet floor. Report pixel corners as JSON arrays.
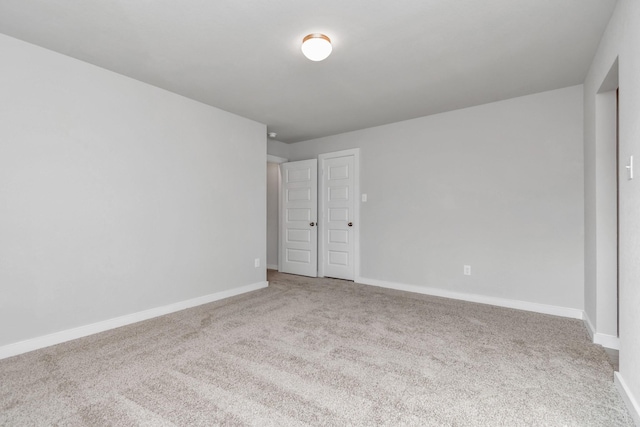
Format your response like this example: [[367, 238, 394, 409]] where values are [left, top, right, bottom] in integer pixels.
[[0, 271, 634, 426]]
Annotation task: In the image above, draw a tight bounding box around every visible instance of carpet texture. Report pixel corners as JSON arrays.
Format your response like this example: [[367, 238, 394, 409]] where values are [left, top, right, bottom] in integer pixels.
[[0, 271, 633, 426]]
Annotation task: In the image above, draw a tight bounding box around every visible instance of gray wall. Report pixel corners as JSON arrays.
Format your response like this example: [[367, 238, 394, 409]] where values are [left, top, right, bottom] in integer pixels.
[[584, 0, 640, 418], [267, 140, 290, 159], [289, 86, 584, 310], [0, 34, 266, 347]]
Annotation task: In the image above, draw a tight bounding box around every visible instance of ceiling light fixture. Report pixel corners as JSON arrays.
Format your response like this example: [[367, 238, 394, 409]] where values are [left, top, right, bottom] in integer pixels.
[[301, 33, 332, 61]]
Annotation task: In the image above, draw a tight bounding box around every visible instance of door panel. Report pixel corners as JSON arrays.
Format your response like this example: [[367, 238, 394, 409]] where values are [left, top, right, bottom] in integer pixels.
[[322, 155, 355, 280], [287, 208, 310, 221], [329, 208, 348, 221], [287, 229, 311, 242], [287, 188, 311, 201], [329, 229, 348, 243], [279, 160, 318, 277], [286, 248, 311, 263]]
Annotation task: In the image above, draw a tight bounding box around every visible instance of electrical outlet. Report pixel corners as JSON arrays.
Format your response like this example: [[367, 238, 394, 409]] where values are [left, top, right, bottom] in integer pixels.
[[254, 258, 260, 268], [464, 265, 471, 276]]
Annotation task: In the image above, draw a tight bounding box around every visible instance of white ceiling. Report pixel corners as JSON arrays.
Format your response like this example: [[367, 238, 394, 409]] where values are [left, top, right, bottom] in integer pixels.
[[0, 0, 617, 143]]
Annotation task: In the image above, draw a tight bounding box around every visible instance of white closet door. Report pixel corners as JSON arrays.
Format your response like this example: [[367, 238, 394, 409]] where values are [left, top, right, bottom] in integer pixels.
[[279, 160, 318, 277], [321, 155, 355, 280]]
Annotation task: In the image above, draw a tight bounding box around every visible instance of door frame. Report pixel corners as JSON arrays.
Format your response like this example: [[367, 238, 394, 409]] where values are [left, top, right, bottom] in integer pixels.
[[267, 155, 287, 271], [589, 56, 619, 349], [318, 149, 360, 279]]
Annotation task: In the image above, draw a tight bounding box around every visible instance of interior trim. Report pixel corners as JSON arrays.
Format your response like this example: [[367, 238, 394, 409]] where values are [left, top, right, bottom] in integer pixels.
[[615, 372, 640, 426], [356, 276, 583, 319], [583, 311, 620, 350], [0, 281, 269, 360]]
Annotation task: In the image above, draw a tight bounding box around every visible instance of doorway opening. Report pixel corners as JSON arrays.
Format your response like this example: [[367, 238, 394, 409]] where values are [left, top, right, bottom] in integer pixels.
[[593, 57, 619, 349], [267, 155, 288, 272]]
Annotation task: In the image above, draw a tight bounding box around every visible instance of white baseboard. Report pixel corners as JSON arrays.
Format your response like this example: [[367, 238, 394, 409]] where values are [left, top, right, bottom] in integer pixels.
[[266, 264, 279, 270], [594, 333, 620, 349], [355, 276, 583, 320], [615, 372, 640, 426], [583, 312, 620, 349], [0, 281, 268, 361], [583, 311, 596, 339]]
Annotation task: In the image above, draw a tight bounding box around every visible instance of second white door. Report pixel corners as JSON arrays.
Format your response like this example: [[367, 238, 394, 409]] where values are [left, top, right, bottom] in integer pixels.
[[320, 154, 355, 280]]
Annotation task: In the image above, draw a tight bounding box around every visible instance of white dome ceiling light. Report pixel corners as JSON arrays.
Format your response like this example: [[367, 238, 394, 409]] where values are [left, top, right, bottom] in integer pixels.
[[301, 33, 332, 61]]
